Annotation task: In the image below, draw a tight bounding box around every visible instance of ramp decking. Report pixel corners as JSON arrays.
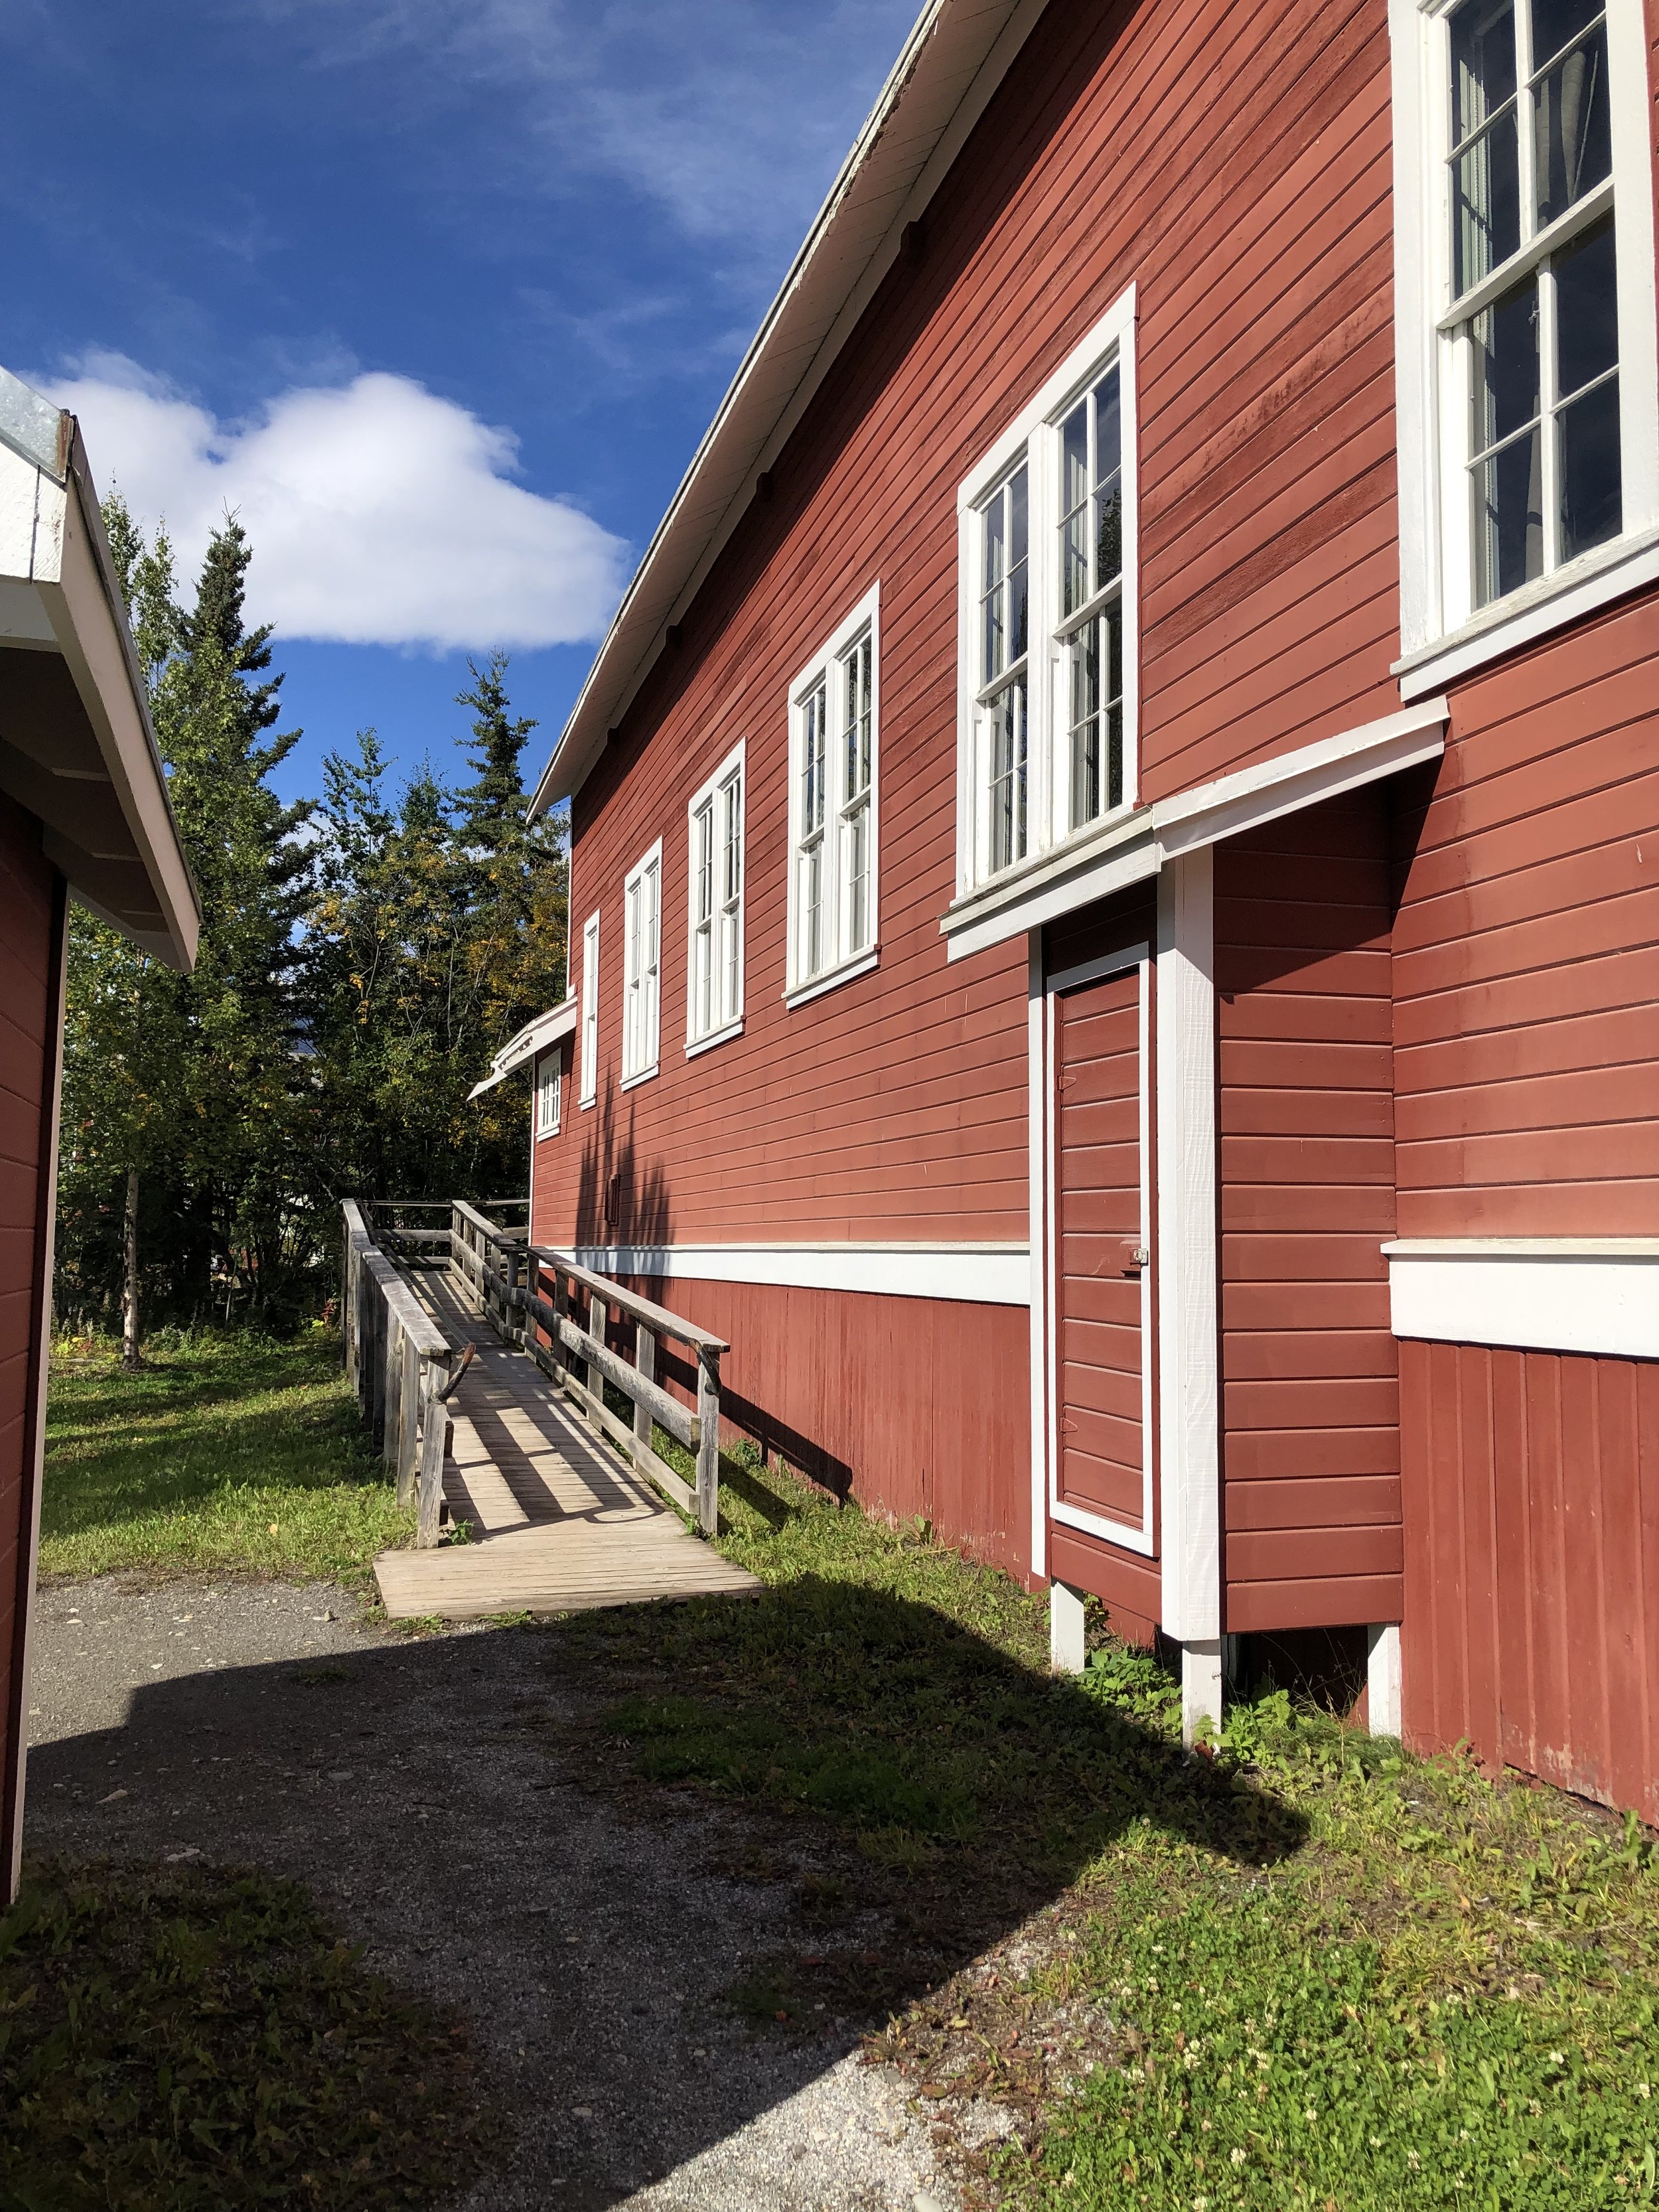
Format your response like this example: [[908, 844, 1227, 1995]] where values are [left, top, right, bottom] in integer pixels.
[[372, 1273, 760, 1621]]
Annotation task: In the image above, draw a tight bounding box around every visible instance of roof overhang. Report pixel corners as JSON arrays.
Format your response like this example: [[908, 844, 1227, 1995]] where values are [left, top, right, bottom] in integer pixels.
[[467, 997, 579, 1101], [529, 0, 1049, 817], [0, 366, 199, 971]]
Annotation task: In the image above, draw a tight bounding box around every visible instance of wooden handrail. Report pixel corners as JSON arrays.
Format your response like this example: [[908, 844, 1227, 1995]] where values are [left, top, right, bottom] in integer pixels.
[[340, 1199, 458, 1549], [524, 1246, 731, 1353]]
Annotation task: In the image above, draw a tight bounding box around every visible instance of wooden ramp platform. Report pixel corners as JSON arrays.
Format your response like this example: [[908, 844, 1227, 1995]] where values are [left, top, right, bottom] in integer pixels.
[[372, 1274, 760, 1621]]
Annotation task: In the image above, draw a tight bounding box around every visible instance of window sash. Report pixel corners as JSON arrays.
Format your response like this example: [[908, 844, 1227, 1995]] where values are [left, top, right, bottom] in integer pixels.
[[622, 852, 660, 1078], [790, 601, 877, 993], [687, 756, 745, 1044], [1440, 0, 1623, 613], [579, 915, 599, 1104], [535, 1055, 561, 1138]]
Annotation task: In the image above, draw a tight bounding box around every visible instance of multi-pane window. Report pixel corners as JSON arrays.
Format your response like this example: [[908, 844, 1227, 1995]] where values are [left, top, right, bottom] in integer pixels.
[[787, 586, 881, 1001], [1449, 0, 1620, 607], [956, 287, 1139, 901], [841, 634, 873, 958], [687, 745, 744, 1049], [978, 467, 1029, 873], [621, 845, 660, 1083], [534, 1051, 561, 1139], [578, 912, 599, 1106], [1058, 370, 1124, 829]]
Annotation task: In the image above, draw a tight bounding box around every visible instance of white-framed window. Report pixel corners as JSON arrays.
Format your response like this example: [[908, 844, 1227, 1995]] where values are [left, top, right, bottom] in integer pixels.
[[534, 1049, 561, 1139], [1391, 0, 1659, 688], [954, 287, 1139, 903], [579, 911, 600, 1106], [621, 841, 662, 1086], [686, 741, 745, 1054], [786, 583, 880, 1005]]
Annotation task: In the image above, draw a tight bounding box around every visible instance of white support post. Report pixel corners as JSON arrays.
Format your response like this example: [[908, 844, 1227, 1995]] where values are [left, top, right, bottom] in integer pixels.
[[1367, 1623, 1403, 1737], [1050, 1580, 1086, 1674], [1182, 1639, 1224, 1745], [1156, 850, 1222, 1660]]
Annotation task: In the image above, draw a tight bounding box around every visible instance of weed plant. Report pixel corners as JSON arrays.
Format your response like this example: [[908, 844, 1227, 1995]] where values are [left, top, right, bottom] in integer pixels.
[[579, 1447, 1659, 2210], [0, 1858, 496, 2207]]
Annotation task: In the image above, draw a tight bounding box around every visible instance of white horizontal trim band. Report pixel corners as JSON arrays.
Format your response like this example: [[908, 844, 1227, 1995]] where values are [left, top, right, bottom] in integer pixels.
[[571, 1240, 1033, 1305], [942, 699, 1447, 960], [1385, 1239, 1659, 1360]]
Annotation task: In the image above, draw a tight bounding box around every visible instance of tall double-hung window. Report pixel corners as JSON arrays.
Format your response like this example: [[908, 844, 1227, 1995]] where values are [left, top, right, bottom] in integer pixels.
[[534, 1051, 561, 1139], [954, 289, 1139, 901], [1392, 0, 1659, 680], [687, 743, 745, 1052], [621, 842, 661, 1086], [578, 911, 599, 1106], [786, 585, 880, 1004]]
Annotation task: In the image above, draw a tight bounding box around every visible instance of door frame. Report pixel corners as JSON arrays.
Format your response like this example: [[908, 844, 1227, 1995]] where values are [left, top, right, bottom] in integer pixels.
[[1043, 940, 1156, 1556]]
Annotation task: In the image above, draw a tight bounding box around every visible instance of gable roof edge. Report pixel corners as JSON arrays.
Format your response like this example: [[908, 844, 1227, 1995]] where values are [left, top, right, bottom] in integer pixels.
[[530, 0, 1050, 816]]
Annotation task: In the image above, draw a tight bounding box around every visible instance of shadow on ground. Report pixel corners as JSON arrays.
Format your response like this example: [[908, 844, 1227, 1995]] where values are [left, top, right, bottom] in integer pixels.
[[25, 1580, 1307, 2209]]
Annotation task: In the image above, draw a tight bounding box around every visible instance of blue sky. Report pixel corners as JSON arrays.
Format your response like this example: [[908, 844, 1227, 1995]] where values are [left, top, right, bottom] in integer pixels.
[[2, 0, 919, 806]]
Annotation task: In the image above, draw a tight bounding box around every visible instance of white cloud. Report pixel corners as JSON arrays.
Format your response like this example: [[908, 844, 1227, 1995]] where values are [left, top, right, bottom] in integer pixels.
[[261, 0, 919, 258], [44, 353, 628, 653]]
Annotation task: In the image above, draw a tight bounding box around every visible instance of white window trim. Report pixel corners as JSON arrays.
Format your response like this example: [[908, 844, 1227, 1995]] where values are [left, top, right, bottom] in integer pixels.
[[534, 1049, 562, 1140], [954, 284, 1140, 909], [1043, 940, 1155, 1558], [685, 739, 746, 1055], [784, 582, 881, 1008], [578, 911, 600, 1108], [1390, 0, 1659, 698], [620, 839, 663, 1090]]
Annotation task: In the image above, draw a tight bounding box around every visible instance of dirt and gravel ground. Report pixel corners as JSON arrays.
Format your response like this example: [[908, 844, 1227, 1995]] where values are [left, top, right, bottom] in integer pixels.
[[24, 1576, 959, 2212]]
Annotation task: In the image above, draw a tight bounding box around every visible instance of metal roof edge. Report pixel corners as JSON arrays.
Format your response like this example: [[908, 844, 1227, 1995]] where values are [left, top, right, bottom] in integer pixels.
[[529, 0, 1046, 818]]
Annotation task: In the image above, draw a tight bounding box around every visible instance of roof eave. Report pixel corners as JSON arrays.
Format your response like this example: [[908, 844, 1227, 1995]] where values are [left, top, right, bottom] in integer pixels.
[[529, 0, 1048, 818]]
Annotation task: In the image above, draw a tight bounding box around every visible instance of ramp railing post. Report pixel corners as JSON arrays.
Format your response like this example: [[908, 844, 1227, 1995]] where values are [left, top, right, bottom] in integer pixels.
[[695, 1347, 720, 1538]]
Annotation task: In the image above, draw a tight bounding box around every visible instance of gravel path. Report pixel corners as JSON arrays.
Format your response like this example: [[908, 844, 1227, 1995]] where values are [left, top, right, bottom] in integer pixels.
[[25, 1577, 958, 2212]]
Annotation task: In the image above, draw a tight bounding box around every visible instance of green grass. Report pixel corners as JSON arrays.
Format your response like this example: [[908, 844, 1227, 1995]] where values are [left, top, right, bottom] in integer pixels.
[[0, 1856, 498, 2208], [41, 1330, 410, 1584], [565, 1447, 1659, 2211]]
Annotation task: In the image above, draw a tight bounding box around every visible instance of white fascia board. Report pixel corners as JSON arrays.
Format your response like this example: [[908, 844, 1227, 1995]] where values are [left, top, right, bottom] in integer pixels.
[[1385, 1238, 1659, 1360], [530, 0, 1048, 816], [573, 1240, 1031, 1306], [469, 999, 579, 1099], [943, 698, 1449, 960], [1152, 698, 1449, 856]]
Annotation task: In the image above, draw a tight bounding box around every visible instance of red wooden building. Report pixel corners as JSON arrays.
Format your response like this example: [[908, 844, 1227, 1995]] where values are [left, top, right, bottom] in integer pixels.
[[0, 369, 199, 1897], [521, 0, 1659, 1818]]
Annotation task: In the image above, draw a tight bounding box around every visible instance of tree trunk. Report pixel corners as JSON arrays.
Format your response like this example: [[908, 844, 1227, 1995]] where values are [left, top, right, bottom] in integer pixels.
[[121, 1166, 142, 1368]]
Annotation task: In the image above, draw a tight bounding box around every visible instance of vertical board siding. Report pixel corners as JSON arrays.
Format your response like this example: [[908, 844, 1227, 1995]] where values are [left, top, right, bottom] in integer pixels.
[[1401, 1338, 1659, 1824], [1216, 792, 1402, 1634], [628, 1276, 1031, 1584], [0, 795, 57, 1874], [1394, 593, 1659, 1236]]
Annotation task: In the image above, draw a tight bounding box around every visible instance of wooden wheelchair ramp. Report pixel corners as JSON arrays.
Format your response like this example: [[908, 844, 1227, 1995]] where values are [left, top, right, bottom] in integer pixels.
[[372, 1274, 759, 1621]]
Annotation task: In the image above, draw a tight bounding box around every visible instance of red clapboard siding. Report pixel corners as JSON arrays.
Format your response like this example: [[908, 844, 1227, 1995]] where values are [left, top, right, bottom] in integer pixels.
[[1053, 967, 1146, 1531], [539, 0, 1404, 1574], [1400, 1338, 1659, 1825], [1394, 592, 1659, 1236], [1216, 790, 1402, 1633], [0, 794, 62, 1881]]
